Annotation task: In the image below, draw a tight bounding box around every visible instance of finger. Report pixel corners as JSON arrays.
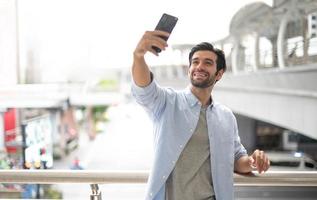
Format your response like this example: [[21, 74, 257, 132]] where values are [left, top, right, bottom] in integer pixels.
[[145, 30, 170, 45], [148, 31, 169, 48], [148, 48, 159, 56], [252, 149, 259, 159], [136, 38, 165, 56], [152, 30, 170, 38], [255, 150, 264, 173], [260, 151, 266, 173], [262, 156, 270, 172], [259, 152, 271, 173], [248, 156, 256, 168], [143, 34, 168, 52], [248, 156, 254, 164], [150, 42, 167, 52]]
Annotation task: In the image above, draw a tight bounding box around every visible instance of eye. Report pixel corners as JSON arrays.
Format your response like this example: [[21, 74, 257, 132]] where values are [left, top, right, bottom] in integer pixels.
[[205, 61, 213, 66], [191, 60, 199, 65]]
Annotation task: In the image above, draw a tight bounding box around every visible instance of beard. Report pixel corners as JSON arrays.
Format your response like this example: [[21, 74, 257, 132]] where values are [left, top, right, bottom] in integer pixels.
[[190, 71, 217, 88]]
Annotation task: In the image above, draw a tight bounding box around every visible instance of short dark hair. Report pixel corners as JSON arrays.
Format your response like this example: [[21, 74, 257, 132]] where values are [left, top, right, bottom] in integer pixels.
[[188, 42, 226, 72]]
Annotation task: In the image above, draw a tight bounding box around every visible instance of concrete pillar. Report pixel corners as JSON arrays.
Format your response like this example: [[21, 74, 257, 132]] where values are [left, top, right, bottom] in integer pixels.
[[303, 15, 309, 64], [231, 38, 239, 74], [277, 13, 289, 69], [254, 33, 260, 71], [277, 0, 301, 68], [271, 37, 278, 67]]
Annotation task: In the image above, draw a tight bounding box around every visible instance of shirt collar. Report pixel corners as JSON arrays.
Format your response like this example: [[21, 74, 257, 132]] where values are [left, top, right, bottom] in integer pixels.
[[184, 86, 214, 109], [184, 86, 199, 107]]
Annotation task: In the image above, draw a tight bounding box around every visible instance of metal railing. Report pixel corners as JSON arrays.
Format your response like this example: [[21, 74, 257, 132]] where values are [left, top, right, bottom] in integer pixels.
[[0, 170, 317, 199]]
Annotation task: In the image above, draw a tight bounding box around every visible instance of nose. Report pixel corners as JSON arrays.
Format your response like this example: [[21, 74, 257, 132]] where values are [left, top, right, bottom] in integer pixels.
[[196, 62, 205, 70]]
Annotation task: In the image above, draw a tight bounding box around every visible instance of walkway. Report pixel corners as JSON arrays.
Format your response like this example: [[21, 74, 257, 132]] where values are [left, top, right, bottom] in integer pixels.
[[54, 102, 153, 199]]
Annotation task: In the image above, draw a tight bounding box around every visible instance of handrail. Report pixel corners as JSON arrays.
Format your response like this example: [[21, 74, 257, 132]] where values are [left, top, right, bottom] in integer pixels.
[[0, 170, 317, 187], [0, 170, 148, 184], [234, 171, 317, 186]]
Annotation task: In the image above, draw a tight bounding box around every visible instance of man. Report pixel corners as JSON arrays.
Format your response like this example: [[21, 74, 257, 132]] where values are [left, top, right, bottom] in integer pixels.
[[131, 30, 270, 200]]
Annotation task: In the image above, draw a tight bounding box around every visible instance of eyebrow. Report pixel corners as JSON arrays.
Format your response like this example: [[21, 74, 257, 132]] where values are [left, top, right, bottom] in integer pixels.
[[192, 58, 214, 63], [205, 58, 214, 63]]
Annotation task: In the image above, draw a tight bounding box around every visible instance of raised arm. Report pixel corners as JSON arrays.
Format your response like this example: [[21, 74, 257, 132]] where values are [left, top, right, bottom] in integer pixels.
[[132, 30, 170, 87]]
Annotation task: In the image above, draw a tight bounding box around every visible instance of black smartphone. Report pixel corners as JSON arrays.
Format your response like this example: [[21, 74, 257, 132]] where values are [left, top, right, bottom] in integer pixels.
[[152, 13, 178, 53]]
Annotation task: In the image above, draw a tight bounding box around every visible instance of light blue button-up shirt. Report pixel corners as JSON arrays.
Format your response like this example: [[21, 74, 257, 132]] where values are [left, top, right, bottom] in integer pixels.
[[131, 79, 247, 200]]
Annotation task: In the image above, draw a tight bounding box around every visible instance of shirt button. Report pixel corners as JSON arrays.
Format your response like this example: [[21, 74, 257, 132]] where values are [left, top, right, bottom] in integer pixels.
[[190, 129, 193, 132], [172, 160, 176, 164], [162, 175, 166, 179], [180, 145, 183, 148], [150, 192, 153, 196]]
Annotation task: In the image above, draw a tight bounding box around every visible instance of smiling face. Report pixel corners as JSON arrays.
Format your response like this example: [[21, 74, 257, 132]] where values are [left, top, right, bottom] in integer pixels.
[[188, 50, 223, 89]]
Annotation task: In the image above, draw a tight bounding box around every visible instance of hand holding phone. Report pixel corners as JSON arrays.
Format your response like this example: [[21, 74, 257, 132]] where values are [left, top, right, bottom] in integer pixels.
[[152, 13, 178, 53]]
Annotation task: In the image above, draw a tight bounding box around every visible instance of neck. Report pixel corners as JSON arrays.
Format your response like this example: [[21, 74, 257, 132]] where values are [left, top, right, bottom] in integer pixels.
[[190, 86, 213, 106]]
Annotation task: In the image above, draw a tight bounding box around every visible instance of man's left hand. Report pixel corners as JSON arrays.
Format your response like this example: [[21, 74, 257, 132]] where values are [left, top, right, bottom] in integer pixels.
[[249, 149, 270, 173]]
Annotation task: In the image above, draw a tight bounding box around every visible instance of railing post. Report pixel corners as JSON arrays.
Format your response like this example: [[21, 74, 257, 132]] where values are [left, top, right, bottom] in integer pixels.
[[90, 184, 102, 200]]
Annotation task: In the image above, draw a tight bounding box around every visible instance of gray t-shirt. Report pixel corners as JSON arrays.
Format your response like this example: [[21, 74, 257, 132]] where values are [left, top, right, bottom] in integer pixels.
[[166, 107, 215, 200]]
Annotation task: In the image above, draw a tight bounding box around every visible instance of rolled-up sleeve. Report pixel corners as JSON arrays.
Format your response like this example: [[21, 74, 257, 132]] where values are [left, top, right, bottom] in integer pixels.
[[131, 78, 166, 120], [233, 116, 248, 161]]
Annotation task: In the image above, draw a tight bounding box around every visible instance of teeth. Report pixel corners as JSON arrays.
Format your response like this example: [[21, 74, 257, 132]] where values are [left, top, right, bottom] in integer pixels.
[[194, 72, 207, 77]]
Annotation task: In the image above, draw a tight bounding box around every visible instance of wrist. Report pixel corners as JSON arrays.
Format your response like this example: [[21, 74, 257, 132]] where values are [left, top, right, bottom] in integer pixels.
[[133, 51, 145, 60]]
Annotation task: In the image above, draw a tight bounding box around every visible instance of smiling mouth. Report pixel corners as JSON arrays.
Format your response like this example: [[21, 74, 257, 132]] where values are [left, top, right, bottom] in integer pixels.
[[193, 72, 208, 79]]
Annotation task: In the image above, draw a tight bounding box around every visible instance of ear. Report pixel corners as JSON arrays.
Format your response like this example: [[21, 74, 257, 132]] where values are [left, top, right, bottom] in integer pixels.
[[215, 69, 224, 81]]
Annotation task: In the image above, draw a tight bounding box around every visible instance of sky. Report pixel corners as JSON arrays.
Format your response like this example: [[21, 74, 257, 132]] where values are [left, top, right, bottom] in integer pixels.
[[18, 0, 272, 82]]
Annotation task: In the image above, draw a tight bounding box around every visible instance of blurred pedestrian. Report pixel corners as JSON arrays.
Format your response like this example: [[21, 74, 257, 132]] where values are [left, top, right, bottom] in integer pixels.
[[70, 157, 84, 170]]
